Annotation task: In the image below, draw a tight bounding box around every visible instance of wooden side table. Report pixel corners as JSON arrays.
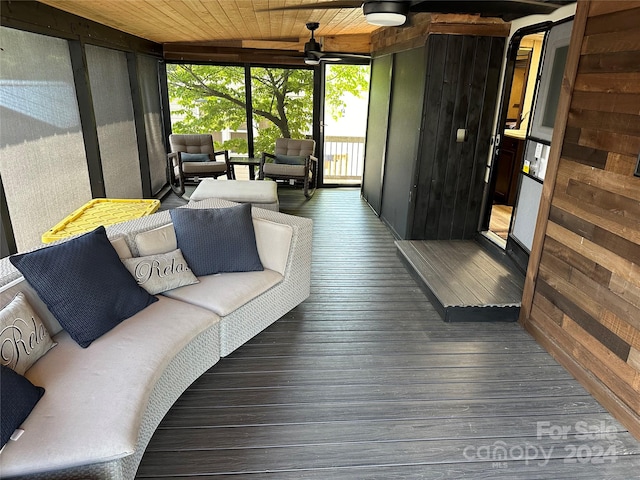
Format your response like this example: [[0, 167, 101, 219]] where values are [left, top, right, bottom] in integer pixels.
[[229, 157, 261, 180]]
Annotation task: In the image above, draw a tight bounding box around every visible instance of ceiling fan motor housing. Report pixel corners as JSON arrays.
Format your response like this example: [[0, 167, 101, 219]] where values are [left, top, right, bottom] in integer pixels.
[[363, 1, 410, 26], [362, 1, 410, 16], [304, 21, 322, 54], [304, 38, 322, 54]]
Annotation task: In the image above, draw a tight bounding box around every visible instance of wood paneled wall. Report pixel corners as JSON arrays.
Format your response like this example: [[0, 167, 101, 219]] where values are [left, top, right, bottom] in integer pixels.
[[411, 35, 505, 240], [371, 13, 509, 56], [363, 34, 505, 239], [521, 0, 640, 439]]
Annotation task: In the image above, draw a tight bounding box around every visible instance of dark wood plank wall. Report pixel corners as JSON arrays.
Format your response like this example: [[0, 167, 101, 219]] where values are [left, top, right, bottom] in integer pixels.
[[521, 0, 640, 439], [364, 34, 505, 241], [411, 35, 505, 240], [362, 20, 508, 239]]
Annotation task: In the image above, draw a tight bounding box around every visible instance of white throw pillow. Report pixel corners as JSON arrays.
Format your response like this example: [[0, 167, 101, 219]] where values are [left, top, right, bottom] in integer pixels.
[[122, 249, 199, 295], [0, 292, 56, 375], [135, 224, 177, 256], [110, 235, 132, 259]]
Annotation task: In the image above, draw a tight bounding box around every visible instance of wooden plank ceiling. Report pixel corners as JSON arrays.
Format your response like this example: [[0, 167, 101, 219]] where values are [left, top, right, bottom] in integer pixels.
[[36, 0, 573, 60], [37, 0, 376, 53]]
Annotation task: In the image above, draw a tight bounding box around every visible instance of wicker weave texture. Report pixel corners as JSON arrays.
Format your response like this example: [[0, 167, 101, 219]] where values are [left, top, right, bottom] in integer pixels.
[[6, 326, 219, 480], [184, 199, 313, 356], [0, 197, 310, 479]]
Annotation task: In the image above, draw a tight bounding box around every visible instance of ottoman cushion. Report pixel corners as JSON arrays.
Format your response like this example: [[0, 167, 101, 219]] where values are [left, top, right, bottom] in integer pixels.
[[190, 180, 278, 211]]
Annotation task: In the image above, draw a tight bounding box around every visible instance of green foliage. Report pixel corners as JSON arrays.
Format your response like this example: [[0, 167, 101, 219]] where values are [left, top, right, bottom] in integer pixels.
[[324, 64, 369, 122], [215, 138, 248, 154], [167, 63, 369, 154], [168, 64, 247, 135]]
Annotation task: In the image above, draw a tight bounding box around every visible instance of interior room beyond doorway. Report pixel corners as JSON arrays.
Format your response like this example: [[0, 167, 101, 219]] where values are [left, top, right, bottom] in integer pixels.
[[487, 32, 545, 243]]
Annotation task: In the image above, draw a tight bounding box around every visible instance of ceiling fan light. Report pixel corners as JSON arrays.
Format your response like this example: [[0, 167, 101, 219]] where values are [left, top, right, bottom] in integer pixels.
[[363, 1, 408, 27], [304, 57, 320, 65], [365, 12, 406, 26]]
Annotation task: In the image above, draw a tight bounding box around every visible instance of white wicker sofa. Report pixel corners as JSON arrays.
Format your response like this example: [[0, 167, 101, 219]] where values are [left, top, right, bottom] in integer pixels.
[[0, 197, 312, 479]]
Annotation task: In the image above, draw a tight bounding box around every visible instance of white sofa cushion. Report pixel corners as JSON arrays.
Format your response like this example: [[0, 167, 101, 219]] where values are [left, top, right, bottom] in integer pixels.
[[163, 270, 283, 317], [0, 296, 219, 478]]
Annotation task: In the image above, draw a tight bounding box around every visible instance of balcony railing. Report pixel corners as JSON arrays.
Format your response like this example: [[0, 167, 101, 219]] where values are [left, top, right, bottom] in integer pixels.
[[323, 135, 365, 184]]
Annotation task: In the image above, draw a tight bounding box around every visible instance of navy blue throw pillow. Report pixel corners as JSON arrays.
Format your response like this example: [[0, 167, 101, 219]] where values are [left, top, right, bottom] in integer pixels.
[[181, 153, 210, 162], [10, 226, 157, 348], [274, 154, 306, 165], [170, 204, 264, 276], [1, 365, 45, 448]]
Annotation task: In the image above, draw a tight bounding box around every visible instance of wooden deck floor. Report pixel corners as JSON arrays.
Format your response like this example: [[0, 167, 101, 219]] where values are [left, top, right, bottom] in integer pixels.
[[396, 240, 524, 322], [138, 187, 640, 478]]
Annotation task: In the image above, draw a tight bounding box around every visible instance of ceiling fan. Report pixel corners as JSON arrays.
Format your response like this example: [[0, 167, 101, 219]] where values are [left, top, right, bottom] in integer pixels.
[[262, 1, 567, 25], [303, 22, 370, 65]]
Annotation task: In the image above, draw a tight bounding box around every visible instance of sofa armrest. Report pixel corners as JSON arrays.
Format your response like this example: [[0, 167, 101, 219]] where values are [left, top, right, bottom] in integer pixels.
[[250, 207, 313, 299], [253, 218, 292, 276]]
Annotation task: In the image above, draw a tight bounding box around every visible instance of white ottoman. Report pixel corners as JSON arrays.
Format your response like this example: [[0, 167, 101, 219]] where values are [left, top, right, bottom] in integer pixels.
[[189, 179, 279, 211]]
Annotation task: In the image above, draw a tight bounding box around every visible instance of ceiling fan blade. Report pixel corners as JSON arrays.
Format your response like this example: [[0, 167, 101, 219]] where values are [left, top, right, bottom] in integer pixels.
[[302, 21, 370, 64], [329, 52, 371, 59], [258, 1, 363, 12], [319, 51, 371, 61], [408, 0, 564, 20]]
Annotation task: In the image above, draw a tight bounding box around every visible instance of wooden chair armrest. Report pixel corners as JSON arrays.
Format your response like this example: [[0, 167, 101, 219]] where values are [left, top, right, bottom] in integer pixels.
[[259, 152, 276, 179], [211, 150, 232, 178], [261, 152, 276, 163], [307, 155, 318, 172], [211, 150, 229, 161], [168, 152, 181, 167]]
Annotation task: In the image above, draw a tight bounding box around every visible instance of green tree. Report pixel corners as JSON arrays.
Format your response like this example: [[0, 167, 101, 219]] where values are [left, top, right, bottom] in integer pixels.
[[167, 64, 369, 155]]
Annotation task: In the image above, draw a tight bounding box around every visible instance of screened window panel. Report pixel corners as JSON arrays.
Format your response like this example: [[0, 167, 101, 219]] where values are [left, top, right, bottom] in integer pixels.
[[137, 55, 166, 194], [86, 45, 142, 198], [0, 27, 92, 251]]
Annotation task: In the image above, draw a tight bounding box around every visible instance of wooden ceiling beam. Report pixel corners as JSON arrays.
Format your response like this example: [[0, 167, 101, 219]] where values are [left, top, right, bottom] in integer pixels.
[[163, 32, 372, 60], [163, 44, 308, 66]]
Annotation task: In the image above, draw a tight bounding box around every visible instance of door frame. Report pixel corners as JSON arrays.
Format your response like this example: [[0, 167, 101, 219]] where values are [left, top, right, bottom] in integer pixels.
[[479, 21, 552, 236], [318, 59, 371, 188]]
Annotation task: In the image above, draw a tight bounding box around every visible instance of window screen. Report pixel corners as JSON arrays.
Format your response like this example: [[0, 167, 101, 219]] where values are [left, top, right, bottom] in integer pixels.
[[0, 27, 92, 251], [137, 55, 166, 194], [86, 44, 142, 198]]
